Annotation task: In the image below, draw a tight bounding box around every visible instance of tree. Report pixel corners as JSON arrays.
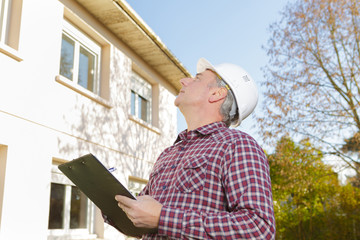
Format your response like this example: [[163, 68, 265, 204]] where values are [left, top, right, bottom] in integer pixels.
[[269, 136, 360, 240], [343, 133, 360, 187], [259, 0, 360, 174]]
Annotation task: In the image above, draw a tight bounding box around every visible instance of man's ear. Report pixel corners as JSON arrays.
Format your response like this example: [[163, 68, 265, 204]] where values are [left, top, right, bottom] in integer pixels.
[[209, 87, 227, 103]]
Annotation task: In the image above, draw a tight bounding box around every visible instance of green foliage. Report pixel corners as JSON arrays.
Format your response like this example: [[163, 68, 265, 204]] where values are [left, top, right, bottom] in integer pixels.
[[268, 136, 360, 240]]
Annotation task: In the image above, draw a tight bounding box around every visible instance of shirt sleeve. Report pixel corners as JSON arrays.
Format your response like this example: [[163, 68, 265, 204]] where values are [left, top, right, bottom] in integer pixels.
[[157, 137, 276, 239]]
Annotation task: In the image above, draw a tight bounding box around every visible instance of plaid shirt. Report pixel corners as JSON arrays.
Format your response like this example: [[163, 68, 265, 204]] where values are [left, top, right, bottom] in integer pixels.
[[140, 122, 275, 239]]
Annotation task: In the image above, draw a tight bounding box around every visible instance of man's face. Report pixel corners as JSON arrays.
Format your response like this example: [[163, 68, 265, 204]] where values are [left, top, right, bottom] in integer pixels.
[[174, 69, 218, 110]]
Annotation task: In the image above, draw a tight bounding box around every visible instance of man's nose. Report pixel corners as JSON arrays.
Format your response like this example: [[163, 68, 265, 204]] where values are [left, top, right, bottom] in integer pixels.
[[180, 77, 193, 86]]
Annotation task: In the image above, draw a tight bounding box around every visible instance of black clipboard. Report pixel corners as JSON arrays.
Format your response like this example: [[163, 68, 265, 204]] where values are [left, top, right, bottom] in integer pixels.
[[58, 153, 153, 237]]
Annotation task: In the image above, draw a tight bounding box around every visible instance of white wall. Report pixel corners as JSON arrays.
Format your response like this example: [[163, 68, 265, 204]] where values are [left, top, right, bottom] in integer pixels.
[[0, 0, 178, 239]]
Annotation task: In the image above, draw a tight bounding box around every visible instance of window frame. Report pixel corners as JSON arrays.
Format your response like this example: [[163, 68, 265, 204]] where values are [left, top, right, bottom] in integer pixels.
[[128, 176, 148, 198], [0, 0, 23, 61], [125, 176, 148, 240], [0, 145, 8, 231], [59, 18, 101, 96], [0, 0, 11, 44], [130, 72, 152, 124]]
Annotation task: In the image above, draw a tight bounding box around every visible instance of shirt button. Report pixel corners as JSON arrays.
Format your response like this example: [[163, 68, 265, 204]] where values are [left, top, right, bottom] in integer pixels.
[[180, 147, 185, 150], [171, 165, 176, 169], [162, 185, 167, 190]]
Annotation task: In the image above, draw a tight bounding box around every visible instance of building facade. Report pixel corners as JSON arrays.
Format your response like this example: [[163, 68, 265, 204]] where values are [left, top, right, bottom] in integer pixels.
[[0, 0, 190, 239]]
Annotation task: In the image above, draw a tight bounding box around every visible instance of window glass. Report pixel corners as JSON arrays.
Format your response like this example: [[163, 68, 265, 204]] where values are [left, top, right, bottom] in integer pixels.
[[130, 72, 152, 124], [0, 0, 11, 44], [48, 183, 66, 229], [139, 95, 148, 122], [59, 19, 101, 95], [78, 46, 95, 92], [131, 90, 136, 116], [60, 34, 75, 80], [70, 186, 88, 229], [131, 72, 151, 99], [0, 0, 5, 41]]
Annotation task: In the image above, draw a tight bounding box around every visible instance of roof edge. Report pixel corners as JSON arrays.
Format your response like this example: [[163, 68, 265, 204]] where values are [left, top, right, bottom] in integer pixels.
[[113, 0, 192, 78]]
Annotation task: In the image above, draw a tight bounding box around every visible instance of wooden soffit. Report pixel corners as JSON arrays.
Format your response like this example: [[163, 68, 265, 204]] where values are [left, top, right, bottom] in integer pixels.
[[74, 0, 191, 92]]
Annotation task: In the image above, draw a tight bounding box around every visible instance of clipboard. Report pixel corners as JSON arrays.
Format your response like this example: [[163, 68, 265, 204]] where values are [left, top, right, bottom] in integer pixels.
[[58, 153, 153, 237]]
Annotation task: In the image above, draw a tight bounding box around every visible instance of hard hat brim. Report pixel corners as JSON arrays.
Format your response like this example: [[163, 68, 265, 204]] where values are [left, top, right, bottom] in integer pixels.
[[197, 58, 216, 74]]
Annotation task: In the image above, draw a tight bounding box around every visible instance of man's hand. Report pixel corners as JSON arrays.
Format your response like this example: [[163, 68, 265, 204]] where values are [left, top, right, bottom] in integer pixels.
[[115, 195, 162, 229]]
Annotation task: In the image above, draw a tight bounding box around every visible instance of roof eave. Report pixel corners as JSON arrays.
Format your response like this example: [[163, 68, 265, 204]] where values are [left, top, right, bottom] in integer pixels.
[[74, 0, 191, 92]]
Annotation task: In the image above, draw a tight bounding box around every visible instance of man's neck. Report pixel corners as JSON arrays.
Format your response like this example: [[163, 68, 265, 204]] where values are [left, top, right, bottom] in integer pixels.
[[182, 109, 223, 132]]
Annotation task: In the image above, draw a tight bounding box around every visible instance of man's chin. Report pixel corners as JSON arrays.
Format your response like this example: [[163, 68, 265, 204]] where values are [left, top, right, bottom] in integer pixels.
[[174, 98, 180, 107]]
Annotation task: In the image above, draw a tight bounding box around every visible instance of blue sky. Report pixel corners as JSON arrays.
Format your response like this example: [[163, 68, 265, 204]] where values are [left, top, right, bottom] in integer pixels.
[[126, 0, 290, 138]]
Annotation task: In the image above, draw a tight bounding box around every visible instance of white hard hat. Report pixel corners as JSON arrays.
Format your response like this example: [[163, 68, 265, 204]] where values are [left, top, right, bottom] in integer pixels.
[[197, 58, 258, 127]]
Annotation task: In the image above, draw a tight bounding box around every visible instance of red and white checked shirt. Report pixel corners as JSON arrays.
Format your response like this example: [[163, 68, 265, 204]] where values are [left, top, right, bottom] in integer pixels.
[[140, 122, 275, 239]]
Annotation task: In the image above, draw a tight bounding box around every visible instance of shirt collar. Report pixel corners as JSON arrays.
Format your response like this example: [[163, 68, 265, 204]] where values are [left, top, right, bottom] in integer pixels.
[[175, 121, 228, 144]]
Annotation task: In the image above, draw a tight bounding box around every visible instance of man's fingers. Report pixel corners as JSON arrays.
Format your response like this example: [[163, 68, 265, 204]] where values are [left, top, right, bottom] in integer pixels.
[[114, 195, 162, 229], [117, 201, 124, 210], [115, 195, 134, 207], [115, 195, 134, 220], [115, 195, 138, 218]]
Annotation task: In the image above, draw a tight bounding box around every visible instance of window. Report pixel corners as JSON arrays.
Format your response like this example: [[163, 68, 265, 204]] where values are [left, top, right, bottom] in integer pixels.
[[128, 176, 148, 197], [48, 183, 88, 230], [0, 0, 22, 60], [48, 162, 96, 240], [59, 19, 101, 95], [130, 72, 152, 124], [125, 176, 147, 240]]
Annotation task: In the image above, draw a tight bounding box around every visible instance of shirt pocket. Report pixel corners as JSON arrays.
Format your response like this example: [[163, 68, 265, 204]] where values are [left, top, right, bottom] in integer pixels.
[[148, 163, 166, 193], [175, 155, 208, 193]]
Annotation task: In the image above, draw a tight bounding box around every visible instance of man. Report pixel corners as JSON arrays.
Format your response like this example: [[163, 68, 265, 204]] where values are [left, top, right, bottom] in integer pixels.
[[114, 58, 275, 239]]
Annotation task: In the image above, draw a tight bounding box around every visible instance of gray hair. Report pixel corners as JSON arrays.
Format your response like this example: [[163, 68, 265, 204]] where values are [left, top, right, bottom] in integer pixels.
[[215, 77, 239, 127]]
